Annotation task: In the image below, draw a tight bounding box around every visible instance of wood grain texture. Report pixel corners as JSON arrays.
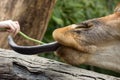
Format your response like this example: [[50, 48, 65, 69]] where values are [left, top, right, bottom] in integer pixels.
[[0, 49, 119, 80]]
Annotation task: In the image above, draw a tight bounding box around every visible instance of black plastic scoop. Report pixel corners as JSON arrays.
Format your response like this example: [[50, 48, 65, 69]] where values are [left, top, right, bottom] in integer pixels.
[[8, 36, 61, 55]]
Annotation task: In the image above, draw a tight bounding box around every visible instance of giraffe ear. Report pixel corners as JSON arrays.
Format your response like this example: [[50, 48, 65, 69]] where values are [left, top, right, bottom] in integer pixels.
[[114, 3, 120, 12]]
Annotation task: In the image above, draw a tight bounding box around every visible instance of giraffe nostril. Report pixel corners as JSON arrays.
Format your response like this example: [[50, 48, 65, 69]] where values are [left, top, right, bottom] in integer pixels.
[[70, 24, 78, 29]]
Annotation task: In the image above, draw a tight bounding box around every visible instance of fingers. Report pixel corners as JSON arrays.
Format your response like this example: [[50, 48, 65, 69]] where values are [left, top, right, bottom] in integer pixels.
[[0, 20, 20, 35], [4, 20, 20, 36], [6, 20, 16, 33], [10, 21, 20, 35]]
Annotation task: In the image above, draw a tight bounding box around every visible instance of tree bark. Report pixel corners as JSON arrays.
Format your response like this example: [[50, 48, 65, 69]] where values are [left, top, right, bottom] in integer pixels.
[[0, 48, 119, 80], [0, 0, 56, 48]]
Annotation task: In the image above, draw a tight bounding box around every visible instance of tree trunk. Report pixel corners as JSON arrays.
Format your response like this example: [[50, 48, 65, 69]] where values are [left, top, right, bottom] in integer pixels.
[[0, 48, 119, 80], [0, 0, 56, 48]]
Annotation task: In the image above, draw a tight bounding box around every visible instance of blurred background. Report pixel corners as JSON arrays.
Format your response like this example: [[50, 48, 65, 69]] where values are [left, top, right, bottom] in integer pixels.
[[40, 0, 120, 77]]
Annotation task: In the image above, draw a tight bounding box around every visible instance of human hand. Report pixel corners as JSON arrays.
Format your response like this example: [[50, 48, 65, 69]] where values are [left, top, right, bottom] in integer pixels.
[[0, 20, 20, 35]]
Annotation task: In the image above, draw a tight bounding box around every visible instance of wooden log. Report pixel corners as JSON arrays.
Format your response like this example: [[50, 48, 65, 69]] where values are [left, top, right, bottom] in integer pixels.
[[0, 48, 119, 80]]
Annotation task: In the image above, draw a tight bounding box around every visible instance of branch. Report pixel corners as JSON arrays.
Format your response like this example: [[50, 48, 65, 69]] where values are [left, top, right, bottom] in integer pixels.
[[0, 49, 119, 80]]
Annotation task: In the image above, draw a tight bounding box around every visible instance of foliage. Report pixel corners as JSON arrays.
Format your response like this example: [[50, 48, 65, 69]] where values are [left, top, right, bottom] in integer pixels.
[[40, 0, 120, 77]]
